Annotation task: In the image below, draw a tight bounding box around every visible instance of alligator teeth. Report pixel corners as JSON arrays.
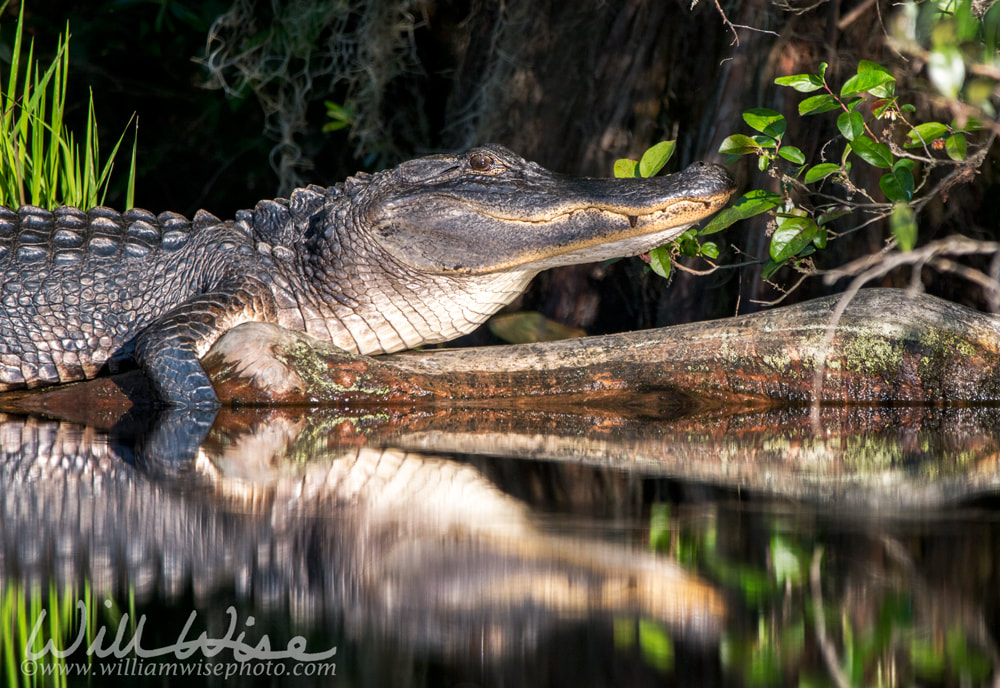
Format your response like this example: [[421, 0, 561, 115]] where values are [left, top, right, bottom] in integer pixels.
[[628, 215, 637, 228]]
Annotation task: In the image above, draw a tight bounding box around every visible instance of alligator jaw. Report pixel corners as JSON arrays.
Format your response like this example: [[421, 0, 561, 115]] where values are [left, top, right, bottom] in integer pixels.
[[475, 195, 731, 271], [367, 147, 737, 275]]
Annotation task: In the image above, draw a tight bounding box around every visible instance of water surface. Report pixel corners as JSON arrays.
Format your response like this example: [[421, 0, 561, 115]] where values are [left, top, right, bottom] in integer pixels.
[[1, 402, 998, 686]]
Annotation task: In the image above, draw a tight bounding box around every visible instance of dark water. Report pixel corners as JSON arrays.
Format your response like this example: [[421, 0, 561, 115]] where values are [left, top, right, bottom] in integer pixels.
[[1, 402, 999, 687]]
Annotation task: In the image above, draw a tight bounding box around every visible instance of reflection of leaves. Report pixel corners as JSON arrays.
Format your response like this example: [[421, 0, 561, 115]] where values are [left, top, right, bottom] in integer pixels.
[[770, 535, 805, 586], [639, 620, 674, 673], [649, 503, 670, 552]]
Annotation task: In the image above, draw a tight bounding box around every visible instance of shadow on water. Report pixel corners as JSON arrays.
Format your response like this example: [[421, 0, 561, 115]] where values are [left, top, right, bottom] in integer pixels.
[[1, 399, 1000, 686]]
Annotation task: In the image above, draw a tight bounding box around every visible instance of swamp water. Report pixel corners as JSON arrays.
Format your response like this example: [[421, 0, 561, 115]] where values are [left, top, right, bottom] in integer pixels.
[[1, 401, 998, 687]]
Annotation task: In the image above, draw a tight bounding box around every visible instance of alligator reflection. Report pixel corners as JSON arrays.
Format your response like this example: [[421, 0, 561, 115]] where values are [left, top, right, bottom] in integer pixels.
[[3, 401, 1000, 684], [0, 405, 724, 662]]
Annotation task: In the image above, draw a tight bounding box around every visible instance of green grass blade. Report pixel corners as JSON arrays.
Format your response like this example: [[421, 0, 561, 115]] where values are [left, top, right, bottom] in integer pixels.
[[126, 118, 138, 209], [95, 114, 135, 206], [2, 0, 26, 130]]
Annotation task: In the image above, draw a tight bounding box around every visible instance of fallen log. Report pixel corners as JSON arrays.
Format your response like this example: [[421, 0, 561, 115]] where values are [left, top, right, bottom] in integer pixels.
[[203, 287, 1000, 405], [2, 288, 999, 414]]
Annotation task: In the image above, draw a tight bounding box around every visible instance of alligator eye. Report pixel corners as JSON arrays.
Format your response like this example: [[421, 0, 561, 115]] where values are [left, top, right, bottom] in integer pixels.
[[469, 153, 495, 171]]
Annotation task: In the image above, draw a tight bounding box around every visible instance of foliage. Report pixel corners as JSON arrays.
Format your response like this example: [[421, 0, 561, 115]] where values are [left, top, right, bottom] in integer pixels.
[[201, 0, 428, 194], [646, 504, 996, 687], [635, 0, 999, 300], [1, 581, 131, 688], [614, 140, 720, 280], [714, 57, 983, 280], [0, 1, 137, 210]]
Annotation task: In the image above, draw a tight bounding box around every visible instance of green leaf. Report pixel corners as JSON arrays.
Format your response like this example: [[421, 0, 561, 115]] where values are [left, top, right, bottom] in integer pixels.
[[872, 98, 895, 119], [700, 241, 720, 259], [850, 136, 894, 168], [837, 110, 864, 141], [798, 93, 840, 116], [769, 215, 819, 262], [817, 208, 851, 225], [762, 258, 784, 280], [890, 202, 917, 251], [774, 73, 825, 92], [777, 146, 805, 164], [614, 159, 639, 178], [905, 121, 949, 147], [893, 161, 915, 197], [804, 163, 840, 183], [719, 134, 760, 156], [752, 134, 778, 149], [743, 108, 785, 137], [841, 61, 895, 98], [639, 140, 676, 177], [945, 132, 967, 161], [813, 227, 828, 249], [699, 190, 784, 235], [648, 245, 672, 279], [880, 160, 914, 202], [928, 46, 966, 99], [676, 228, 701, 258], [880, 173, 907, 202]]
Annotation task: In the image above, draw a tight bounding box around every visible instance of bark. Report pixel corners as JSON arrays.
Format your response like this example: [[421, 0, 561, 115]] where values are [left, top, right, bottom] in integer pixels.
[[202, 287, 1000, 405]]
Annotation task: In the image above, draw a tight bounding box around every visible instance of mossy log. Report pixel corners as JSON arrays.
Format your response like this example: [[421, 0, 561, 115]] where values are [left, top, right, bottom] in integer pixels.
[[2, 288, 999, 416], [206, 288, 1000, 406]]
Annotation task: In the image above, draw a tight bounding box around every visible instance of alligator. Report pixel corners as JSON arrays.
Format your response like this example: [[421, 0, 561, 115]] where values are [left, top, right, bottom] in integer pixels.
[[0, 144, 735, 407]]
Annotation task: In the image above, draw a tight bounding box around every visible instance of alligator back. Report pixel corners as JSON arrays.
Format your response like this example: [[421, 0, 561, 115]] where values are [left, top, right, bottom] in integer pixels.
[[0, 204, 250, 393]]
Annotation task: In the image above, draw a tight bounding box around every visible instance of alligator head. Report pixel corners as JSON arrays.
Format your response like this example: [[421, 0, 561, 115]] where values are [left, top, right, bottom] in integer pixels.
[[286, 144, 736, 354], [363, 144, 736, 274]]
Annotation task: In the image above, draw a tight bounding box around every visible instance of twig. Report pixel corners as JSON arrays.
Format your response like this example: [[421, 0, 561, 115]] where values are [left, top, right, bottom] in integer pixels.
[[809, 236, 1000, 422], [810, 547, 852, 688], [837, 0, 877, 30], [930, 257, 1000, 304], [711, 0, 780, 46]]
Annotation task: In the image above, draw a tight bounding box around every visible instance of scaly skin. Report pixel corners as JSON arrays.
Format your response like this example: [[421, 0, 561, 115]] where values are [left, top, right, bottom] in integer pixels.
[[0, 145, 735, 407]]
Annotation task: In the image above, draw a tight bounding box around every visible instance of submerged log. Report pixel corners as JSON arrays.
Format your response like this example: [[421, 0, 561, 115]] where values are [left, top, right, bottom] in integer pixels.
[[2, 288, 999, 415]]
